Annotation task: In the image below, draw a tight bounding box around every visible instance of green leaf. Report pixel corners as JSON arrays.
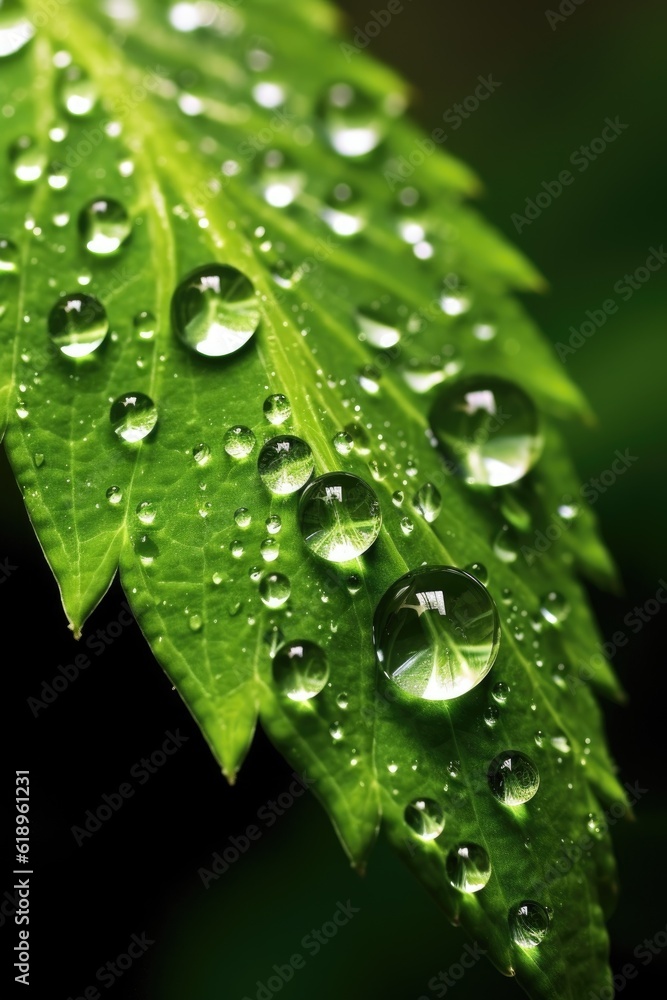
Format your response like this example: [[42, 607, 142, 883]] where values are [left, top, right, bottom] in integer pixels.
[[0, 1, 625, 996]]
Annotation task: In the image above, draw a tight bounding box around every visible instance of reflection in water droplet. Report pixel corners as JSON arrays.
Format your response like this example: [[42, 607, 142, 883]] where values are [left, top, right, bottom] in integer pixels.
[[539, 591, 570, 625], [344, 421, 371, 455], [333, 431, 353, 456], [224, 425, 256, 458], [488, 751, 540, 806], [413, 482, 441, 523], [375, 567, 500, 701], [60, 66, 98, 116], [357, 364, 381, 395], [265, 514, 282, 535], [464, 562, 488, 585], [263, 393, 291, 425], [136, 500, 157, 525], [234, 507, 251, 528], [79, 198, 131, 255], [134, 534, 158, 565], [0, 2, 35, 58], [9, 135, 46, 183], [260, 538, 279, 562], [106, 485, 122, 505], [193, 442, 211, 465], [508, 901, 551, 948], [272, 640, 328, 701], [429, 376, 542, 487], [346, 575, 361, 595], [492, 682, 510, 704], [298, 472, 381, 563], [258, 435, 314, 495], [493, 524, 518, 564], [356, 300, 401, 349], [0, 237, 19, 274], [172, 264, 261, 357], [318, 82, 384, 157], [484, 705, 499, 728], [110, 392, 158, 442], [259, 572, 291, 608], [48, 293, 109, 358], [404, 798, 445, 840], [47, 160, 70, 190], [134, 310, 156, 340], [329, 722, 344, 741], [446, 843, 492, 893]]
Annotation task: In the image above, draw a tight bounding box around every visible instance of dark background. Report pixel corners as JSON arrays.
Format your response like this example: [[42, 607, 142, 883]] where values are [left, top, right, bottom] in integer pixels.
[[3, 1, 665, 998]]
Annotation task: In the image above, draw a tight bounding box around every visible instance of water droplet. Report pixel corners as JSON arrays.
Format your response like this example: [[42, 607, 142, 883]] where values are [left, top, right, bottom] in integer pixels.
[[134, 534, 158, 565], [9, 135, 46, 183], [234, 506, 251, 528], [333, 431, 354, 456], [134, 310, 156, 340], [0, 236, 19, 274], [135, 501, 156, 525], [259, 151, 304, 207], [439, 275, 472, 316], [263, 515, 280, 536], [412, 482, 442, 523], [402, 360, 446, 394], [534, 731, 544, 748], [356, 300, 401, 349], [193, 442, 211, 466], [224, 425, 256, 458], [344, 421, 371, 455], [260, 538, 280, 562], [47, 160, 70, 190], [375, 566, 501, 700], [258, 435, 314, 495], [492, 682, 510, 705], [263, 393, 291, 425], [488, 751, 540, 806], [336, 691, 349, 710], [33, 452, 44, 468], [110, 392, 158, 443], [429, 376, 543, 487], [446, 843, 492, 893], [272, 640, 328, 701], [587, 813, 605, 839], [0, 2, 35, 58], [558, 497, 580, 521], [346, 574, 361, 595], [106, 485, 122, 505], [230, 540, 244, 559], [329, 722, 344, 741], [493, 524, 518, 563], [550, 735, 571, 754], [59, 66, 98, 116], [404, 798, 445, 840], [464, 562, 488, 585], [539, 591, 570, 625], [387, 760, 398, 774], [500, 489, 532, 533], [78, 198, 131, 255], [447, 760, 460, 779], [298, 472, 381, 563], [318, 82, 383, 157], [399, 516, 414, 535], [484, 705, 500, 728], [357, 364, 381, 395], [508, 901, 551, 948], [188, 613, 203, 632], [172, 263, 261, 357], [48, 293, 108, 358], [259, 572, 291, 608]]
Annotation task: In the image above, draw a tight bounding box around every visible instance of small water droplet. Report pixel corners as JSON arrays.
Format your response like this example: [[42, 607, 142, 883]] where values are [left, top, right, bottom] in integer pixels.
[[230, 540, 244, 559], [404, 798, 445, 840], [492, 682, 510, 705], [329, 721, 344, 741], [272, 639, 328, 701], [134, 534, 158, 565], [446, 843, 492, 893], [259, 572, 291, 608], [136, 500, 156, 525], [110, 392, 158, 443], [79, 198, 131, 255], [188, 613, 203, 632], [134, 310, 156, 340], [224, 425, 256, 458], [356, 300, 401, 349], [336, 691, 349, 710], [399, 516, 413, 535], [586, 812, 605, 839], [392, 490, 404, 507], [106, 485, 122, 505], [192, 442, 211, 466], [258, 435, 314, 495], [47, 160, 70, 190], [0, 236, 19, 275], [298, 472, 381, 563], [260, 538, 280, 562], [412, 482, 441, 523], [333, 431, 354, 456], [9, 135, 46, 183], [494, 524, 519, 564], [263, 393, 291, 425], [484, 705, 500, 728], [375, 567, 500, 701], [346, 574, 361, 595], [318, 81, 384, 157], [33, 452, 44, 468], [48, 293, 108, 358], [59, 66, 98, 116], [508, 901, 551, 948], [172, 264, 261, 357], [234, 506, 251, 528], [357, 364, 381, 395], [488, 751, 540, 806], [539, 591, 570, 625]]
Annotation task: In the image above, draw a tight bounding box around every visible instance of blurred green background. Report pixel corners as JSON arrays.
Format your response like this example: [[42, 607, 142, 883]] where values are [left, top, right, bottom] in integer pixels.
[[3, 2, 664, 998]]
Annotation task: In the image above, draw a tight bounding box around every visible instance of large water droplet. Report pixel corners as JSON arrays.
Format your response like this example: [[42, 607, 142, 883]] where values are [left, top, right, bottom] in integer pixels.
[[0, 236, 19, 274], [258, 435, 314, 495], [539, 591, 570, 625], [374, 567, 500, 701], [0, 1, 35, 58], [259, 572, 291, 608], [298, 472, 381, 562], [110, 392, 158, 442], [429, 376, 543, 487], [263, 392, 291, 425], [446, 843, 492, 893], [488, 751, 540, 806], [9, 135, 46, 183], [404, 798, 445, 840], [224, 425, 256, 458], [412, 482, 442, 523], [48, 293, 109, 358], [79, 198, 131, 255], [172, 264, 261, 357], [318, 82, 383, 157], [508, 901, 551, 948], [272, 640, 328, 701]]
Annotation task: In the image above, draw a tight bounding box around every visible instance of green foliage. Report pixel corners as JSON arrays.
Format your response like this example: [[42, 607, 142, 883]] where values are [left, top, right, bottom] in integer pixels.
[[0, 1, 626, 996]]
